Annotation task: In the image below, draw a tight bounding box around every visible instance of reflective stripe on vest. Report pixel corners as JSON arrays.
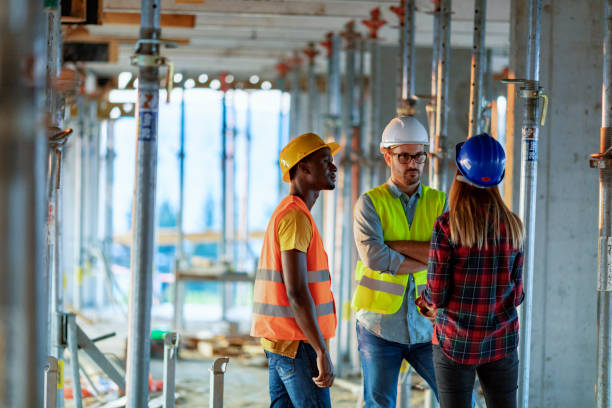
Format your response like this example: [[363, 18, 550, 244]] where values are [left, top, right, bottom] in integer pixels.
[[351, 183, 446, 314], [255, 268, 331, 284], [251, 195, 337, 340], [253, 301, 335, 318]]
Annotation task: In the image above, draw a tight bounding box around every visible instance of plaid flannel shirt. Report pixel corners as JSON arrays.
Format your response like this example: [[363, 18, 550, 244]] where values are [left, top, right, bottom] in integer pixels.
[[422, 212, 524, 365]]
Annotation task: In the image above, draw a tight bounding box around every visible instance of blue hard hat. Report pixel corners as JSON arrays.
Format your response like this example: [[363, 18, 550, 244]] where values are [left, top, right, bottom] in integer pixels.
[[455, 133, 505, 188]]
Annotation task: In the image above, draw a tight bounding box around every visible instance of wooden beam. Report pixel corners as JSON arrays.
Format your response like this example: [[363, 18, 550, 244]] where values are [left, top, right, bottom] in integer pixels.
[[102, 12, 196, 28]]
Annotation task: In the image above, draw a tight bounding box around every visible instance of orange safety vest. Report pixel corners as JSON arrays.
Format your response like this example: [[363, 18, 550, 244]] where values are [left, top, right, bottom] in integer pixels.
[[250, 195, 337, 340]]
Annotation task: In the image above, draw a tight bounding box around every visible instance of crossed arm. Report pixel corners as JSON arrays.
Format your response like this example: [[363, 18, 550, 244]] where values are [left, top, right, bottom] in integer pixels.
[[353, 194, 430, 276]]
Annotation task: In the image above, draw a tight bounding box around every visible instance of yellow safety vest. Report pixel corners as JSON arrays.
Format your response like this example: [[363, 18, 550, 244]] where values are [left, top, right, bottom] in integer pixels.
[[352, 183, 446, 314]]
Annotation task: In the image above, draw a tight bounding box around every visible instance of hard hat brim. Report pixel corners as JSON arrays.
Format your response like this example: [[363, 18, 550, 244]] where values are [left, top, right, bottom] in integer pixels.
[[282, 141, 342, 182], [380, 141, 430, 149]]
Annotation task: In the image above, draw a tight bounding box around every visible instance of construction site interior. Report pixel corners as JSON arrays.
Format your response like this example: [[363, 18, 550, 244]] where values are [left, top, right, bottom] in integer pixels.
[[3, 0, 612, 407]]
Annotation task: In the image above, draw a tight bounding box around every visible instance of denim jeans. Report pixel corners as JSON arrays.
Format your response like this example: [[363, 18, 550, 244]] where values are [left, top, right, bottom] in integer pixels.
[[433, 345, 519, 408], [265, 342, 331, 408], [356, 321, 438, 408]]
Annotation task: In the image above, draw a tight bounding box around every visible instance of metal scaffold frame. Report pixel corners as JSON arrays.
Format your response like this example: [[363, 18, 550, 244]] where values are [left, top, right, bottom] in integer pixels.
[[427, 1, 441, 188]]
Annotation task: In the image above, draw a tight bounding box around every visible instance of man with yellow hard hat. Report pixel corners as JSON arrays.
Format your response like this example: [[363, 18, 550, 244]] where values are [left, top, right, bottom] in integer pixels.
[[251, 132, 340, 408]]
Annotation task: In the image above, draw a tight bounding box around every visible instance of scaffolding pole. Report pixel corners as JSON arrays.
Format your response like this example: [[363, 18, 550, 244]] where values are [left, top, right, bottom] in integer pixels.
[[595, 3, 612, 406], [177, 89, 186, 263], [0, 0, 46, 406], [467, 0, 487, 139], [126, 0, 162, 404], [104, 121, 115, 268], [289, 51, 302, 139], [514, 0, 542, 406], [428, 2, 440, 187], [403, 0, 416, 114], [304, 42, 319, 132], [220, 90, 228, 260], [275, 62, 289, 201], [362, 8, 387, 189], [433, 0, 452, 192], [74, 96, 87, 310], [320, 31, 342, 370]]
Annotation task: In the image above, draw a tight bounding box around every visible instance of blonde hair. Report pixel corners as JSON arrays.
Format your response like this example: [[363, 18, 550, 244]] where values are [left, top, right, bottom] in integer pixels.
[[449, 172, 524, 250]]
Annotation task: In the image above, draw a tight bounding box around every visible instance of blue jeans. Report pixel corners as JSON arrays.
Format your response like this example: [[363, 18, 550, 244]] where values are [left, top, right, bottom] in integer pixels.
[[265, 342, 331, 408], [357, 321, 438, 408]]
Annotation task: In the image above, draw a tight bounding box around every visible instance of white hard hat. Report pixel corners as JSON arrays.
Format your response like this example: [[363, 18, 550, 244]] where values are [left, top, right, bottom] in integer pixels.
[[380, 116, 429, 149]]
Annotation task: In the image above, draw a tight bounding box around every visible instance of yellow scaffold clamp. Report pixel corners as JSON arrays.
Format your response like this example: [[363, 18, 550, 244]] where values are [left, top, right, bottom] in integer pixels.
[[130, 39, 178, 103]]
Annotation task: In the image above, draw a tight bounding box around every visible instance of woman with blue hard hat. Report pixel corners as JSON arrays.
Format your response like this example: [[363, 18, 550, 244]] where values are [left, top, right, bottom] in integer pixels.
[[416, 133, 525, 408]]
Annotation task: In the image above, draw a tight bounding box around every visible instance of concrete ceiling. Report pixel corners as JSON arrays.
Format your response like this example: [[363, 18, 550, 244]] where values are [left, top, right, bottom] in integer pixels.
[[83, 0, 511, 80]]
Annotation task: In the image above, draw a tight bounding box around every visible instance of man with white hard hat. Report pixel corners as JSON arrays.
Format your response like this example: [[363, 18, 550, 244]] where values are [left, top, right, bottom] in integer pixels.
[[351, 115, 446, 406]]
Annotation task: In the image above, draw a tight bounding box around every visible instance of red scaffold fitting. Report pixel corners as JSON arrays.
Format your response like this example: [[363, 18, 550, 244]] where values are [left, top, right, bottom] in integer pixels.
[[362, 7, 387, 39], [287, 51, 303, 69], [275, 61, 291, 78], [218, 71, 231, 92], [390, 0, 405, 26], [320, 32, 334, 58], [340, 20, 361, 49], [302, 42, 320, 65]]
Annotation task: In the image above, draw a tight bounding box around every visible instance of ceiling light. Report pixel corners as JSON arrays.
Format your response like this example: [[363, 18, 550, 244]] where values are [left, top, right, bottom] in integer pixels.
[[261, 81, 272, 90], [225, 74, 234, 83], [110, 107, 121, 120], [118, 72, 132, 89], [249, 75, 260, 84], [133, 78, 139, 88], [198, 74, 208, 84], [210, 79, 221, 90], [123, 103, 133, 113], [173, 73, 183, 83], [184, 78, 196, 89]]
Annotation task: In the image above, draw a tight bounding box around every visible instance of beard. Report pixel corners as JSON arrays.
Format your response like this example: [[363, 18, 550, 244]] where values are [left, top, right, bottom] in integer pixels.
[[402, 169, 421, 184]]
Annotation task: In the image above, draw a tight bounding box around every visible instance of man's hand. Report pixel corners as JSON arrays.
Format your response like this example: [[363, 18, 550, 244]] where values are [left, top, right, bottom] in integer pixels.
[[312, 349, 335, 388], [415, 296, 436, 322], [386, 240, 431, 265]]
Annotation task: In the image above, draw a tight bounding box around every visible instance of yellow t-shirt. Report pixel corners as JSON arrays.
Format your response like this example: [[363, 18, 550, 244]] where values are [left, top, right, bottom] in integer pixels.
[[261, 208, 312, 358]]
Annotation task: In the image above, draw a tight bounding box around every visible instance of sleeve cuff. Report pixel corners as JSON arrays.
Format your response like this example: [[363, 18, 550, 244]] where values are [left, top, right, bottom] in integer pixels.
[[388, 253, 405, 276]]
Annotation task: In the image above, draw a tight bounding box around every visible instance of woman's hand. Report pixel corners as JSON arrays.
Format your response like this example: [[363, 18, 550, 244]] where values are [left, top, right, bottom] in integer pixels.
[[415, 296, 436, 322]]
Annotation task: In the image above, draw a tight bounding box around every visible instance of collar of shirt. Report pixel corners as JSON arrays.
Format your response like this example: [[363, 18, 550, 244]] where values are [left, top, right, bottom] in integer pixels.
[[386, 179, 422, 201]]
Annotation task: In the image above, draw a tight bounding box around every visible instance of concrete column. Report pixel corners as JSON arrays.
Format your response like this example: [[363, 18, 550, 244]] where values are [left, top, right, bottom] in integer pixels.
[[508, 1, 602, 406]]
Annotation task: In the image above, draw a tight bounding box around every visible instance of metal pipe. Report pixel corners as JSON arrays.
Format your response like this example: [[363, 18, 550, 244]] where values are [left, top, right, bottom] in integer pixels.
[[304, 43, 319, 132], [290, 53, 302, 138], [209, 357, 229, 408], [45, 357, 59, 408], [397, 366, 412, 408], [220, 91, 228, 260], [177, 89, 186, 263], [402, 0, 416, 114], [517, 1, 542, 406], [275, 61, 289, 200], [163, 332, 180, 408], [239, 93, 252, 268], [126, 0, 162, 405], [74, 96, 87, 310], [0, 3, 46, 407], [597, 3, 612, 406], [428, 4, 440, 187], [467, 0, 487, 139], [433, 0, 452, 192], [104, 120, 115, 265], [68, 314, 83, 408]]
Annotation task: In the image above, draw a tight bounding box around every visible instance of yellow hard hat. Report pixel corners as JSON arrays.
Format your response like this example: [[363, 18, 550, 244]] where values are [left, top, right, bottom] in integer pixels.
[[280, 132, 341, 182]]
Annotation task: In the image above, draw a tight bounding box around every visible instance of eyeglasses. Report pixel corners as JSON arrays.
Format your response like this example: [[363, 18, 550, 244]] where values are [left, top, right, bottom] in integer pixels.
[[391, 152, 427, 164]]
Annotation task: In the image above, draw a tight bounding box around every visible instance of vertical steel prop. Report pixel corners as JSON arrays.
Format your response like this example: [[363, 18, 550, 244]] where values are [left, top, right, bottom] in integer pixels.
[[319, 31, 342, 368], [240, 92, 252, 266], [390, 0, 416, 116], [220, 78, 228, 261], [433, 0, 452, 192], [428, 1, 441, 187], [467, 0, 487, 139], [163, 332, 180, 408], [176, 89, 186, 264], [595, 3, 612, 406], [209, 357, 230, 408], [303, 42, 320, 132], [74, 96, 87, 310], [507, 1, 543, 406], [126, 0, 162, 405], [275, 61, 290, 201], [362, 9, 387, 189], [0, 3, 46, 406], [104, 120, 115, 267], [289, 51, 303, 139]]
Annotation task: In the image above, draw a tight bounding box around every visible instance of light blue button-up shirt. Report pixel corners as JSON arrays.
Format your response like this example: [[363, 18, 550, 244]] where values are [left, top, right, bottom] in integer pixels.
[[353, 179, 447, 345]]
